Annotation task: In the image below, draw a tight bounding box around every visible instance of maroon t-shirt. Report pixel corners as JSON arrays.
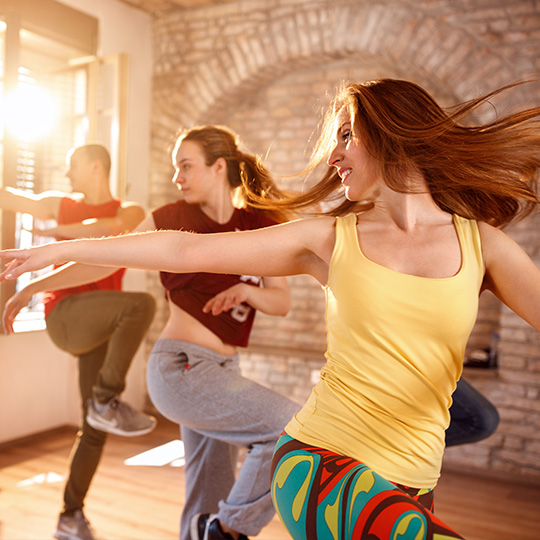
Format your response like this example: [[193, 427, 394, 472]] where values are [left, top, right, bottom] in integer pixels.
[[43, 197, 126, 318], [152, 200, 277, 347]]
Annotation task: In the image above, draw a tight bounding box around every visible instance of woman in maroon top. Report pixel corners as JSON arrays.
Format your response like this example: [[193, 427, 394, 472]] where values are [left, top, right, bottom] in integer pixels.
[[144, 126, 300, 540]]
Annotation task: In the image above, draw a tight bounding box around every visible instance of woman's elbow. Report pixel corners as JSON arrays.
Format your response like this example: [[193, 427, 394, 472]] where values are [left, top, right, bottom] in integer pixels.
[[275, 294, 291, 317]]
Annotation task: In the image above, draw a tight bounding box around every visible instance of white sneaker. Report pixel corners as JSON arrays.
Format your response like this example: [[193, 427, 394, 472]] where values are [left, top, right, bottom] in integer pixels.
[[53, 510, 101, 540], [86, 396, 157, 437]]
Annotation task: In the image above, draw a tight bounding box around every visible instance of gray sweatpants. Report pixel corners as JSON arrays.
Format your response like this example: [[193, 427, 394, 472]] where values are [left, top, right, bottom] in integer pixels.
[[146, 339, 300, 540]]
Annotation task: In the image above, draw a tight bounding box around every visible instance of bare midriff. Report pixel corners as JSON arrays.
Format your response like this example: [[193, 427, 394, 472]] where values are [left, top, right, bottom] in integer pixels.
[[159, 299, 238, 356]]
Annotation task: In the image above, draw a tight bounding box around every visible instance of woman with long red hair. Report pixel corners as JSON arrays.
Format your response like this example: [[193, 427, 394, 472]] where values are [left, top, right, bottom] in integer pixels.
[[2, 79, 540, 539]]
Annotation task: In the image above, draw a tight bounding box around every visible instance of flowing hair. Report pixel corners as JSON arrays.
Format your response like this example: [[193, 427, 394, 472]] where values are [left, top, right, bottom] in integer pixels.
[[245, 79, 540, 227], [173, 125, 291, 223]]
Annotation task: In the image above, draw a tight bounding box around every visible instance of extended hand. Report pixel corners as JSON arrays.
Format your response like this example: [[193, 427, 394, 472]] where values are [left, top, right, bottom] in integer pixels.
[[202, 283, 250, 316], [2, 288, 33, 334], [0, 245, 59, 281]]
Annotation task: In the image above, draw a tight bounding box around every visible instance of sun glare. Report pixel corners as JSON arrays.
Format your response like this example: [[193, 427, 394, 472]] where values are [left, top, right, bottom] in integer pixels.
[[124, 440, 185, 467], [2, 84, 57, 141], [17, 471, 65, 488]]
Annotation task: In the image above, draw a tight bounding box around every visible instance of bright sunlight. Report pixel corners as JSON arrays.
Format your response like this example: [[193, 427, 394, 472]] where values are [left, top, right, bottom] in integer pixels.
[[1, 82, 57, 141]]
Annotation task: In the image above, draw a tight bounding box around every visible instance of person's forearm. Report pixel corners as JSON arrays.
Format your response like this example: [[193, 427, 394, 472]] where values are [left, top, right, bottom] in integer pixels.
[[1, 221, 306, 282], [0, 187, 60, 220], [24, 262, 119, 295], [246, 286, 290, 316], [0, 229, 194, 281], [0, 187, 26, 213], [38, 217, 125, 239], [46, 230, 188, 271], [1, 261, 115, 334]]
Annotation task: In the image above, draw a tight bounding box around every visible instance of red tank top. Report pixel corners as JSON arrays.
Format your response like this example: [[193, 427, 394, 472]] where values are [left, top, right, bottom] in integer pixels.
[[152, 201, 277, 347], [43, 197, 126, 318]]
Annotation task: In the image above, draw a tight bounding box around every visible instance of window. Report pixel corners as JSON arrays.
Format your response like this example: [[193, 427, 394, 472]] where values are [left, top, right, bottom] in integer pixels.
[[0, 0, 127, 332], [6, 60, 90, 330]]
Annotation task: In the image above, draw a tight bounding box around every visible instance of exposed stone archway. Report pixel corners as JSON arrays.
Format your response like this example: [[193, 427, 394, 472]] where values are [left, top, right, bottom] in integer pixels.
[[154, 1, 523, 131], [150, 1, 527, 207]]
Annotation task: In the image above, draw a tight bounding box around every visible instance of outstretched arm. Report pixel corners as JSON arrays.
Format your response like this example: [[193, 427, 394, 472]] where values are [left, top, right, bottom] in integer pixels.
[[0, 187, 145, 239], [33, 201, 146, 239], [1, 214, 158, 333], [0, 217, 335, 284], [2, 262, 115, 334], [480, 222, 540, 332], [0, 187, 62, 220]]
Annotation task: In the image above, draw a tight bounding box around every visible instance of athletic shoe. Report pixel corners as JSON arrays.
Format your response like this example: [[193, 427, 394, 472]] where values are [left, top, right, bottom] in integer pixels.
[[190, 513, 249, 540], [53, 509, 101, 540], [86, 396, 157, 437]]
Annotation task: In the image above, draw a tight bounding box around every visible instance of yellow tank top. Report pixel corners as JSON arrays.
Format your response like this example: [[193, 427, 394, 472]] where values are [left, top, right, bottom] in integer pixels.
[[285, 213, 484, 488]]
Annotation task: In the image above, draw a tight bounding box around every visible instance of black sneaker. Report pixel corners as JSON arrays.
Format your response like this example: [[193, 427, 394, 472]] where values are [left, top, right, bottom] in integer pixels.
[[190, 513, 249, 540]]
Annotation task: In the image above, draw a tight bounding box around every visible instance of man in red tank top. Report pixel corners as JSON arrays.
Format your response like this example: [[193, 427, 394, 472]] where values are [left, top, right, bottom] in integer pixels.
[[0, 144, 156, 540]]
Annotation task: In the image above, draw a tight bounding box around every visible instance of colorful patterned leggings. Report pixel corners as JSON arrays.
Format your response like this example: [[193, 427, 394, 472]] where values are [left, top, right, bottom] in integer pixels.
[[271, 434, 464, 540]]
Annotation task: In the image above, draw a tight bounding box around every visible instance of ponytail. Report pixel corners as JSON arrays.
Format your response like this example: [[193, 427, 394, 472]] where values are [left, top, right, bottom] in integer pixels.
[[175, 125, 292, 223]]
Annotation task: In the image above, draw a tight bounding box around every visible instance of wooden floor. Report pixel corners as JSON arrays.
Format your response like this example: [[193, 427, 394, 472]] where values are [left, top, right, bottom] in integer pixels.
[[1, 418, 539, 540]]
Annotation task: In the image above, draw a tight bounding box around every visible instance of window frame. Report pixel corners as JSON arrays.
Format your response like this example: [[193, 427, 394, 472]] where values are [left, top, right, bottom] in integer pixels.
[[0, 0, 101, 332]]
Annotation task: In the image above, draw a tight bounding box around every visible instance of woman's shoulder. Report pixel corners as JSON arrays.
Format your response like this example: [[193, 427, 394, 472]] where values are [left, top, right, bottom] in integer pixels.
[[293, 214, 337, 230], [152, 199, 190, 228], [287, 216, 337, 255], [476, 220, 501, 240], [153, 199, 184, 213], [475, 219, 524, 269], [264, 215, 336, 245], [477, 219, 512, 249]]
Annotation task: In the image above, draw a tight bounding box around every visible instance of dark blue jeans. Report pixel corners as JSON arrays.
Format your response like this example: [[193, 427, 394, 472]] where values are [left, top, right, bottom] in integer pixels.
[[446, 377, 499, 447]]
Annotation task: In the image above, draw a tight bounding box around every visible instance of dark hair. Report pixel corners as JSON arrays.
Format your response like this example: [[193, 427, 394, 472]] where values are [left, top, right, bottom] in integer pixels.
[[173, 125, 291, 222], [246, 79, 540, 227]]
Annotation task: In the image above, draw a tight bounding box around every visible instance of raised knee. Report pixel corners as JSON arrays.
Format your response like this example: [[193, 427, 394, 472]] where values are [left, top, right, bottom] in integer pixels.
[[480, 403, 500, 436]]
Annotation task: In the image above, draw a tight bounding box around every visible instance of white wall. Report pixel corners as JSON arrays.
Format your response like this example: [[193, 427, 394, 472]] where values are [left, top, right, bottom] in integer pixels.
[[0, 0, 153, 444], [59, 0, 153, 207], [0, 332, 78, 443]]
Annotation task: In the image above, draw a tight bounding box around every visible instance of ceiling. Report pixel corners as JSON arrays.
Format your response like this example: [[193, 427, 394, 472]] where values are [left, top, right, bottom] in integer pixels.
[[117, 0, 239, 14]]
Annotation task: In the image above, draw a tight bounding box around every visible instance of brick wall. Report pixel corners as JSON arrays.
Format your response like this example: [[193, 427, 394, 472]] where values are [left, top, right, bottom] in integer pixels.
[[146, 0, 540, 483]]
